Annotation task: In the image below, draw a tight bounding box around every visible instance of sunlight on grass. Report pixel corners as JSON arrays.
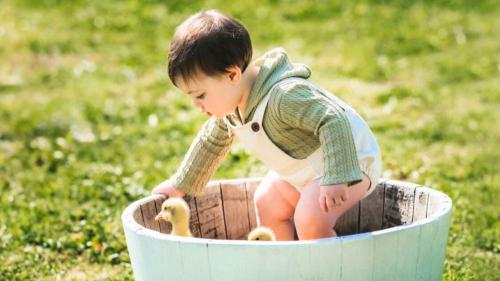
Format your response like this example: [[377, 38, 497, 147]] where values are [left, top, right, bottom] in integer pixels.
[[1, 0, 499, 280]]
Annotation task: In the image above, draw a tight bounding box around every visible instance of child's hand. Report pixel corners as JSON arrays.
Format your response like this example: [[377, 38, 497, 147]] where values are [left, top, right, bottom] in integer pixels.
[[319, 184, 349, 213], [151, 180, 185, 198]]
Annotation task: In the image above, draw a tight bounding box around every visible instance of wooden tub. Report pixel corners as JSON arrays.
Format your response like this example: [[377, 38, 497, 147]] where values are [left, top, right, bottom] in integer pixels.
[[121, 178, 452, 281]]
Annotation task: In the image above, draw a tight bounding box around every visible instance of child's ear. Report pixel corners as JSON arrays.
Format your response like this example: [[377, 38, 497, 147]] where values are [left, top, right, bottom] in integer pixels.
[[225, 66, 242, 84]]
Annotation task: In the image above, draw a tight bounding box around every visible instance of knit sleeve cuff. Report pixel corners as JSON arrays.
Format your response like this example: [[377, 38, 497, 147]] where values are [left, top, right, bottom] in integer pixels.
[[171, 164, 213, 196], [320, 171, 363, 187], [169, 118, 234, 195]]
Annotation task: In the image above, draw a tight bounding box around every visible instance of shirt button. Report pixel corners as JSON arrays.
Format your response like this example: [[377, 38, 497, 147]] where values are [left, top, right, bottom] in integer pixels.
[[251, 122, 260, 132]]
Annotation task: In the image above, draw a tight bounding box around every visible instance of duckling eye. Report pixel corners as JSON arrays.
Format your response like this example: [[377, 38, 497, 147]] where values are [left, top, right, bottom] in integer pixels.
[[256, 237, 260, 240]]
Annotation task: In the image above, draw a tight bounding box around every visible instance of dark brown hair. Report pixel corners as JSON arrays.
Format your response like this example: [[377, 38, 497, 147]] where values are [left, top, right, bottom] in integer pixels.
[[167, 9, 252, 85]]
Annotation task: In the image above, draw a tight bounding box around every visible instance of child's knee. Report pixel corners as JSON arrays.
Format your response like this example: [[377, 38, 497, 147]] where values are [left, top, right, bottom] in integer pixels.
[[293, 202, 339, 239], [294, 209, 335, 230], [253, 187, 272, 214], [254, 180, 295, 222]]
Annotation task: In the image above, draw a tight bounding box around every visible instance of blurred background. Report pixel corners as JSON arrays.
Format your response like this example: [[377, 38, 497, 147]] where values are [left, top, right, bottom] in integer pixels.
[[0, 0, 498, 280]]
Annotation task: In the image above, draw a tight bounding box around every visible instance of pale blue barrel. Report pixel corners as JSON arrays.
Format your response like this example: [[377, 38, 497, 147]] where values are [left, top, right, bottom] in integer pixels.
[[122, 178, 452, 281]]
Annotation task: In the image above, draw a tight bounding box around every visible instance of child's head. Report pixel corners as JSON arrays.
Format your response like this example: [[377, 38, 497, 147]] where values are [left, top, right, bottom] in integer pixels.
[[167, 10, 253, 118], [168, 9, 252, 85]]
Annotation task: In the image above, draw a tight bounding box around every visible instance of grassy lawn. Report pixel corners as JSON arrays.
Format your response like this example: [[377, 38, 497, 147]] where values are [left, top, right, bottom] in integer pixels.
[[0, 0, 498, 280]]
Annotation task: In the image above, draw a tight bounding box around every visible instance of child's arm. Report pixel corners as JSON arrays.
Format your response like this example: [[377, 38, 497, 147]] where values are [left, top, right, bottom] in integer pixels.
[[271, 84, 364, 212], [153, 117, 235, 196], [270, 83, 364, 186]]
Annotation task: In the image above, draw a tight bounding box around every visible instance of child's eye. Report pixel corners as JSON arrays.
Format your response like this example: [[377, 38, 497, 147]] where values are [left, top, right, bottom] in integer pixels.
[[196, 93, 205, 100]]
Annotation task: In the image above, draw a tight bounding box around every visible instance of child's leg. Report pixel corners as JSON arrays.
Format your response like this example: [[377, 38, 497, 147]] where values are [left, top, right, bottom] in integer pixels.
[[294, 173, 371, 240], [253, 171, 300, 241]]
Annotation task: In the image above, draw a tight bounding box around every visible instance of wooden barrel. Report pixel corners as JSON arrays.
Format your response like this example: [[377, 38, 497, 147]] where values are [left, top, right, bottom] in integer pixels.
[[122, 178, 452, 281]]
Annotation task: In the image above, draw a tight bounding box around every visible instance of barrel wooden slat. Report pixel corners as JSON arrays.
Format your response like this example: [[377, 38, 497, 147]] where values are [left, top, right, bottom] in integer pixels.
[[415, 219, 440, 281], [360, 183, 385, 232], [291, 217, 299, 240], [429, 208, 452, 281], [141, 201, 161, 232], [185, 195, 202, 238], [413, 187, 430, 221], [310, 241, 342, 280], [206, 243, 250, 280], [341, 235, 374, 280], [133, 207, 145, 227], [207, 243, 323, 281], [140, 233, 183, 281], [373, 230, 399, 281], [221, 181, 251, 240], [195, 182, 226, 239], [245, 180, 259, 230], [382, 180, 417, 229], [180, 241, 211, 281], [425, 191, 452, 280], [373, 225, 421, 281], [153, 197, 171, 234], [336, 203, 359, 236], [122, 224, 146, 279], [395, 225, 420, 280], [426, 189, 444, 218], [283, 245, 315, 280], [286, 246, 312, 280]]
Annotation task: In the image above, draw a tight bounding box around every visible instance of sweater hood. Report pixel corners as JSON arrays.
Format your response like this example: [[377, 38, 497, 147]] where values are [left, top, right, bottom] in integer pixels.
[[242, 48, 311, 122]]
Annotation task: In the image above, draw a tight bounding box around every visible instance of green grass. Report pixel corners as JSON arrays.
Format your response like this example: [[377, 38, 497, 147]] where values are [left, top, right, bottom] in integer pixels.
[[1, 0, 499, 280]]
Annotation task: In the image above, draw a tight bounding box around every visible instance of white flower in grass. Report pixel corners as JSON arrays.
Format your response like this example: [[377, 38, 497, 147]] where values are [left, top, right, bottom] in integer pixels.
[[73, 60, 96, 77], [148, 114, 158, 127], [71, 124, 96, 143]]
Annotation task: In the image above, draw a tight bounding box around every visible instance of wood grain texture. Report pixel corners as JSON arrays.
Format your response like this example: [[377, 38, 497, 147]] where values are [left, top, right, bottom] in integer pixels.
[[245, 179, 259, 230], [382, 180, 418, 229], [133, 207, 145, 227], [360, 182, 385, 233], [426, 189, 445, 218], [413, 187, 430, 222], [195, 182, 226, 239], [141, 201, 161, 232], [220, 181, 251, 240], [185, 195, 202, 238], [335, 202, 360, 236]]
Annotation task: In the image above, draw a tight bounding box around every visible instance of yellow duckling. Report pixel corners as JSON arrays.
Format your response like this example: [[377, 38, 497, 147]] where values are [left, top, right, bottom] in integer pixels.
[[155, 197, 192, 237], [247, 226, 276, 241]]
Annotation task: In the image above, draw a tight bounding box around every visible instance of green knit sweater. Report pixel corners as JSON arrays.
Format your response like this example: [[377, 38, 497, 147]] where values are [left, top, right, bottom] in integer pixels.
[[170, 48, 363, 195]]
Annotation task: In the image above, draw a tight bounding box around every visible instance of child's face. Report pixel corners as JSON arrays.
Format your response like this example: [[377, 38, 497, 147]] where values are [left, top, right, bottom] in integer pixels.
[[175, 67, 243, 118]]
